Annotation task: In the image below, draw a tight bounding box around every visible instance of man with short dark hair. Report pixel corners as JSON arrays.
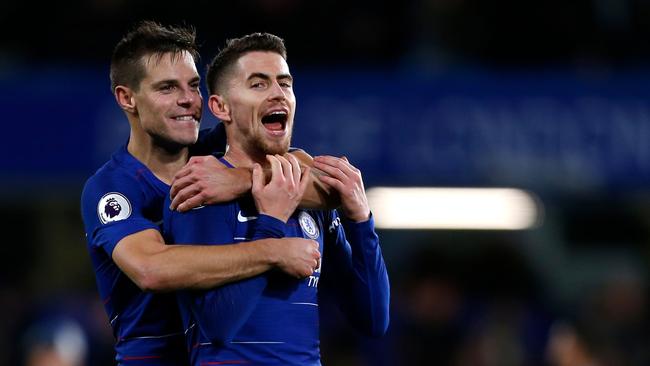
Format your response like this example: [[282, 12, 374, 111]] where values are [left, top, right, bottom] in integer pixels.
[[164, 32, 390, 366]]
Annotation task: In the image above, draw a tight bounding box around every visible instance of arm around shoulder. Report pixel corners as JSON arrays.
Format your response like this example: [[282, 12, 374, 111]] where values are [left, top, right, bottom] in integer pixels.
[[290, 149, 340, 210]]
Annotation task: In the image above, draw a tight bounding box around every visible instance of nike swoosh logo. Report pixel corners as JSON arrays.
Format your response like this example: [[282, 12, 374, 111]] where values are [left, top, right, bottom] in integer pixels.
[[237, 211, 258, 222]]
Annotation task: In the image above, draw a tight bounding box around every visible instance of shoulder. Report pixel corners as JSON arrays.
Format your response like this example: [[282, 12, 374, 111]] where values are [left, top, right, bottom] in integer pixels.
[[82, 160, 143, 206], [81, 158, 151, 225]]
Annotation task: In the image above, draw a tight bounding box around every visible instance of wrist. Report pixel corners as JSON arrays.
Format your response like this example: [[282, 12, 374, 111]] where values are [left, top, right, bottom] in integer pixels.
[[235, 170, 253, 197], [259, 238, 281, 267], [251, 214, 288, 239], [346, 208, 371, 223]]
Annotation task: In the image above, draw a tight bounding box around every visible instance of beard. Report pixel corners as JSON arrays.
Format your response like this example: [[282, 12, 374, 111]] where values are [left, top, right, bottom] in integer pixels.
[[242, 128, 292, 158]]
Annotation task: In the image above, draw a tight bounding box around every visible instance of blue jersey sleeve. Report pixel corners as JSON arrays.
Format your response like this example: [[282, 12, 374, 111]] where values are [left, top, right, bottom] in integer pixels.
[[81, 173, 160, 256], [164, 202, 289, 344], [321, 211, 390, 337]]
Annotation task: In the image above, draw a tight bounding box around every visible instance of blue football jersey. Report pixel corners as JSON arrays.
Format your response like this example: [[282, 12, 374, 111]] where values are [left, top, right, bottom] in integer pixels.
[[81, 145, 186, 365], [79, 125, 227, 365], [163, 158, 390, 366]]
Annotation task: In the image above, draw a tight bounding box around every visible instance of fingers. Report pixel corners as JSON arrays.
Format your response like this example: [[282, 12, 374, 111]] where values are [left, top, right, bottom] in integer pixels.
[[277, 154, 294, 185], [266, 154, 283, 184], [317, 174, 345, 192], [173, 156, 207, 182], [170, 155, 222, 200], [176, 194, 206, 213], [170, 184, 199, 211], [267, 154, 302, 187], [172, 163, 192, 183], [169, 175, 194, 202], [285, 154, 302, 187], [299, 165, 311, 195], [251, 163, 264, 195], [303, 240, 321, 278], [275, 238, 321, 278], [313, 155, 356, 182]]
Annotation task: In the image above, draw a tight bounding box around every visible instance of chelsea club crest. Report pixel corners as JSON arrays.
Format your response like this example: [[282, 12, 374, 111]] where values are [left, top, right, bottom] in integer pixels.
[[298, 212, 320, 240]]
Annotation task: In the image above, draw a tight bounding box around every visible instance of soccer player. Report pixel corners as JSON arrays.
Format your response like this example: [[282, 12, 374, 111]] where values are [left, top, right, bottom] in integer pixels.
[[164, 32, 390, 365], [81, 22, 328, 365]]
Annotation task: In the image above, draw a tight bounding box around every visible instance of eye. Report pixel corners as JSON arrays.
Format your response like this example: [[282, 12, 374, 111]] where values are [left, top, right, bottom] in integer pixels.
[[159, 84, 175, 92], [280, 81, 292, 88], [251, 81, 266, 89]]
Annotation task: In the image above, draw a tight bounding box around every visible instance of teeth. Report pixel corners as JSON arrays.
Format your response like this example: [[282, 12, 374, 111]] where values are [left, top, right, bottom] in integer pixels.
[[269, 111, 286, 115], [174, 116, 195, 121]]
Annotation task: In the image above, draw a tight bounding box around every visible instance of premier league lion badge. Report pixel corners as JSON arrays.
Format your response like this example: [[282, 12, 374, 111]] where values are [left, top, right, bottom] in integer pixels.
[[298, 212, 320, 240], [98, 192, 132, 224]]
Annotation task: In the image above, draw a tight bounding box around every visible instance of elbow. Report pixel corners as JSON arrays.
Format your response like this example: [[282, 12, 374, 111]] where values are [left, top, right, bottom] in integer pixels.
[[355, 295, 391, 338], [348, 303, 390, 338], [131, 262, 168, 292], [362, 313, 390, 338], [374, 315, 390, 337]]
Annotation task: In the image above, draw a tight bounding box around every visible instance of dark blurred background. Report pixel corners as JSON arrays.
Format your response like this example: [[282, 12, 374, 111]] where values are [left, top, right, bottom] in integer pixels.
[[2, 1, 650, 365]]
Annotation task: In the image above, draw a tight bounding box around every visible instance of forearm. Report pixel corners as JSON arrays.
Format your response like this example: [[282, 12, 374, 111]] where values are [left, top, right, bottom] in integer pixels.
[[135, 239, 278, 292], [338, 215, 390, 336], [301, 168, 341, 209], [289, 149, 340, 209], [217, 167, 252, 201]]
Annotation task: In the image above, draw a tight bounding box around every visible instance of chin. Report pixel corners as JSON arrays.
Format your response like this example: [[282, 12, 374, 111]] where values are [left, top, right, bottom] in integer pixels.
[[262, 141, 290, 155], [153, 134, 195, 153]]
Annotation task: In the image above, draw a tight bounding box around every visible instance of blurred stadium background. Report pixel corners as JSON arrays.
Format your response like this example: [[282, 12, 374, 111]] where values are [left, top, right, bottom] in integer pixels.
[[2, 1, 650, 365]]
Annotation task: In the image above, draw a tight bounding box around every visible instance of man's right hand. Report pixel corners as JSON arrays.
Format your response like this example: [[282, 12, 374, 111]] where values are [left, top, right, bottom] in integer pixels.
[[269, 237, 321, 278], [252, 154, 310, 222], [170, 156, 252, 212]]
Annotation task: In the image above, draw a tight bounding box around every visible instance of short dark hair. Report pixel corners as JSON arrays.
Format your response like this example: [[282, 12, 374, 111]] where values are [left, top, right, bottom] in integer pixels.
[[110, 20, 199, 92], [206, 33, 287, 95]]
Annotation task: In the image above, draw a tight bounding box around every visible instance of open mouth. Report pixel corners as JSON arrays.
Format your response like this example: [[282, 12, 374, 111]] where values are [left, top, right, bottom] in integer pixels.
[[261, 111, 287, 132]]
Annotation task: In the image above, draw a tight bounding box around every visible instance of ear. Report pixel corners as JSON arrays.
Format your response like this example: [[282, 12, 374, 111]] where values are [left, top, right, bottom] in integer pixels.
[[115, 85, 136, 113], [208, 94, 231, 122]]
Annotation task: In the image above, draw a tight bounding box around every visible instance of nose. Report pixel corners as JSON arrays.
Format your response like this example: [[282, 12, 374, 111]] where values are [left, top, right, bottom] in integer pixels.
[[178, 87, 200, 107], [267, 81, 287, 102]]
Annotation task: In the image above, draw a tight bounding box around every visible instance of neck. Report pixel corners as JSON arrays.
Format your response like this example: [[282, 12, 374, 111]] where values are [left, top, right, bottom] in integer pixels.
[[223, 141, 269, 169], [127, 130, 189, 185]]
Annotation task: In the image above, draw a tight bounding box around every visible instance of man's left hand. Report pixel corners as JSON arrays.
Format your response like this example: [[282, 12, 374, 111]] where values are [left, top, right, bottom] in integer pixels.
[[312, 155, 370, 222]]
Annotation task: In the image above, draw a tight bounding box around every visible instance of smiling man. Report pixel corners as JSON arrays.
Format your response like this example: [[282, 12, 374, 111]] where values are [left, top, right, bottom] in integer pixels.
[[81, 22, 326, 365], [164, 33, 390, 366]]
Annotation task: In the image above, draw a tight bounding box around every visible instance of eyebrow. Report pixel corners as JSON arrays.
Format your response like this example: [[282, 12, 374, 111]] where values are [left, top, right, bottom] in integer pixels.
[[247, 72, 293, 82], [152, 76, 201, 88]]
